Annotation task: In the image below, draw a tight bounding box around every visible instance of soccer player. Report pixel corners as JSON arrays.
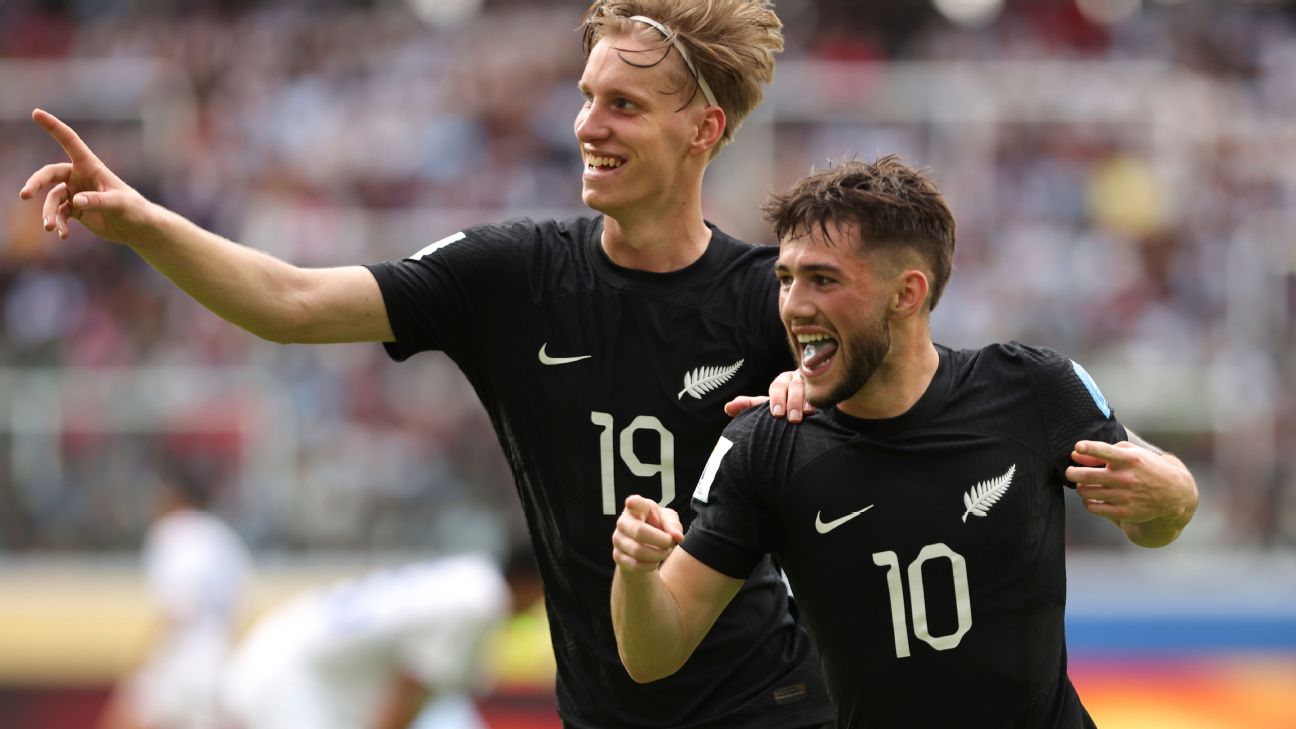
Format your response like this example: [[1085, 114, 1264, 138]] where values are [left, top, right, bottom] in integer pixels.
[[97, 462, 251, 729], [221, 548, 543, 729], [611, 156, 1201, 728], [20, 2, 834, 727]]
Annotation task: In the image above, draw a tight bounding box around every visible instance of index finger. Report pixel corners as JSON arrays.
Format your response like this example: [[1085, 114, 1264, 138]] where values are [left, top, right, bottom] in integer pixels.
[[1069, 451, 1106, 468], [1073, 440, 1130, 464], [32, 109, 96, 163], [621, 496, 683, 544], [622, 494, 657, 520]]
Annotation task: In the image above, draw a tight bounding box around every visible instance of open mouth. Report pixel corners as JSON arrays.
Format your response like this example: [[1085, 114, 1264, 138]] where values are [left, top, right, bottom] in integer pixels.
[[797, 332, 839, 377]]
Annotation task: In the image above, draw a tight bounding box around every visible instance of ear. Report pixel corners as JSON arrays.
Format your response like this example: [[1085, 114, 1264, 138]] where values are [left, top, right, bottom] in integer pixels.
[[688, 105, 726, 158], [891, 269, 930, 319]]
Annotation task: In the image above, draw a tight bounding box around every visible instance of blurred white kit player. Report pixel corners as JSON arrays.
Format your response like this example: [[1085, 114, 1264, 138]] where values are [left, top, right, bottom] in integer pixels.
[[222, 555, 515, 729], [106, 474, 251, 729]]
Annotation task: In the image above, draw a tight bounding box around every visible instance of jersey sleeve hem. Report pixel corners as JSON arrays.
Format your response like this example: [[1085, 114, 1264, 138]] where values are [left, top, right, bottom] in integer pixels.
[[363, 261, 420, 362], [679, 533, 761, 581]]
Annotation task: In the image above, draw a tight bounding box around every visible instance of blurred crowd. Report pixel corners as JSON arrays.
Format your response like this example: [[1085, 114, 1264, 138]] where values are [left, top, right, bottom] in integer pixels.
[[0, 0, 1293, 554]]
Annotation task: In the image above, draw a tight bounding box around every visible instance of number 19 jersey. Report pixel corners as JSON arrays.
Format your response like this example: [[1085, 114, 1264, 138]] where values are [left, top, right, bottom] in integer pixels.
[[366, 216, 833, 729]]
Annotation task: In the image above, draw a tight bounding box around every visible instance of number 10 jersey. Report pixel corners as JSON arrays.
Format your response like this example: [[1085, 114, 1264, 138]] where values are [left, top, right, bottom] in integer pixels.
[[685, 343, 1128, 729]]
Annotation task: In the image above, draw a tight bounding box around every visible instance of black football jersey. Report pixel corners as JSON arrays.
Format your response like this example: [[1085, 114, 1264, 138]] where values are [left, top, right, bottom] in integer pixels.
[[367, 217, 833, 728], [684, 343, 1127, 729]]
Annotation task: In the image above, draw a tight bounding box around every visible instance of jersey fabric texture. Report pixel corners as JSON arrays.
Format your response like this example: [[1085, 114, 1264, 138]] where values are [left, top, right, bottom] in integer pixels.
[[366, 216, 833, 729], [222, 556, 508, 729], [684, 343, 1127, 729]]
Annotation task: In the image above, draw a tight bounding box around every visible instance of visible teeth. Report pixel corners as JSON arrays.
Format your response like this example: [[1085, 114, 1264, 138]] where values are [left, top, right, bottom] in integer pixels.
[[799, 333, 832, 363], [586, 155, 623, 169]]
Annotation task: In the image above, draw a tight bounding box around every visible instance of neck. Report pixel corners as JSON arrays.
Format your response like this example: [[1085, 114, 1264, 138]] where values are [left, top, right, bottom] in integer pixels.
[[599, 172, 711, 272], [837, 319, 939, 420]]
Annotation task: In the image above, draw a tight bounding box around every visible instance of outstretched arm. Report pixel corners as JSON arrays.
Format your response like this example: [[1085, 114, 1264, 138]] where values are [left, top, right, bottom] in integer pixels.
[[610, 495, 743, 683], [19, 109, 392, 344], [1066, 431, 1198, 548]]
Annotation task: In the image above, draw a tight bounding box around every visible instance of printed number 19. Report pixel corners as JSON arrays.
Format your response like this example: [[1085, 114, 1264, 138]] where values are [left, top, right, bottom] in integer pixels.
[[591, 411, 675, 515]]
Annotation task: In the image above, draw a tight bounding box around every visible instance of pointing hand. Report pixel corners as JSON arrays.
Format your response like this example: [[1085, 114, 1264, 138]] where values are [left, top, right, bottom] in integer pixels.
[[19, 109, 153, 244], [612, 495, 685, 574]]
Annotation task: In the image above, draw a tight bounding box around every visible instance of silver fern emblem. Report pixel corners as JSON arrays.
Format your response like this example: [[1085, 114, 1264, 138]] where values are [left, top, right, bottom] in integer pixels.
[[678, 359, 745, 400], [961, 464, 1016, 523]]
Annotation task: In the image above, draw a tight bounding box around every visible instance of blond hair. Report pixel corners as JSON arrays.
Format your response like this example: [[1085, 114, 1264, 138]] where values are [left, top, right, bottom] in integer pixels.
[[581, 1, 783, 156]]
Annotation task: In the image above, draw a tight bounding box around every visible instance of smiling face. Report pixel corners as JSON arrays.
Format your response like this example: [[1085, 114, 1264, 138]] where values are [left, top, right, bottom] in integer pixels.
[[777, 221, 895, 409], [574, 32, 711, 220]]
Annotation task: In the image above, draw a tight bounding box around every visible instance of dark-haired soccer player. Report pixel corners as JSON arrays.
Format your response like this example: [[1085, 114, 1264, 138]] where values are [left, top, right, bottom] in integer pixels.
[[21, 2, 835, 727], [612, 156, 1199, 728]]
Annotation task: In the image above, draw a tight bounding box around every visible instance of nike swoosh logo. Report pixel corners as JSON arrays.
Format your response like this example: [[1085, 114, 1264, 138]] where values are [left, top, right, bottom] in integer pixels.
[[814, 504, 874, 534], [538, 343, 592, 366]]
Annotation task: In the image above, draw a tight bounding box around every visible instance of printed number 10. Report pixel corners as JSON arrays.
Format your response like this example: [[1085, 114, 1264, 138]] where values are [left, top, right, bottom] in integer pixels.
[[872, 543, 973, 658], [591, 411, 676, 515]]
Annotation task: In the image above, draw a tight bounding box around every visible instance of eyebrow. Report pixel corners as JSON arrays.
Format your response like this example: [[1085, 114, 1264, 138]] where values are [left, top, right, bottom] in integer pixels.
[[577, 81, 653, 106], [775, 262, 845, 276]]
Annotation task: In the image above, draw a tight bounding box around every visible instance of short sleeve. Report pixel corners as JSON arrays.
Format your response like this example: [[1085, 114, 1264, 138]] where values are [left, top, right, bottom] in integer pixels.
[[1022, 345, 1129, 471], [365, 220, 537, 361], [681, 412, 779, 580]]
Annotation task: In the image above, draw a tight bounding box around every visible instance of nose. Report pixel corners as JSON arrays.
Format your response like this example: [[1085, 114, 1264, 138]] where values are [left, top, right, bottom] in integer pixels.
[[575, 101, 609, 144], [780, 278, 817, 321]]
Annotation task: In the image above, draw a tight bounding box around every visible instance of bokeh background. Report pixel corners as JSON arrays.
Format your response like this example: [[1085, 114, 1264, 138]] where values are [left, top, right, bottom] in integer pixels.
[[1, 0, 1294, 727]]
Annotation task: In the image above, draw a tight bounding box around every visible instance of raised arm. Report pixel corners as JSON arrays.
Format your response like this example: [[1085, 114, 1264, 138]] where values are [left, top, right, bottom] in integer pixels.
[[1066, 431, 1199, 548], [19, 109, 392, 345], [610, 495, 743, 683]]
